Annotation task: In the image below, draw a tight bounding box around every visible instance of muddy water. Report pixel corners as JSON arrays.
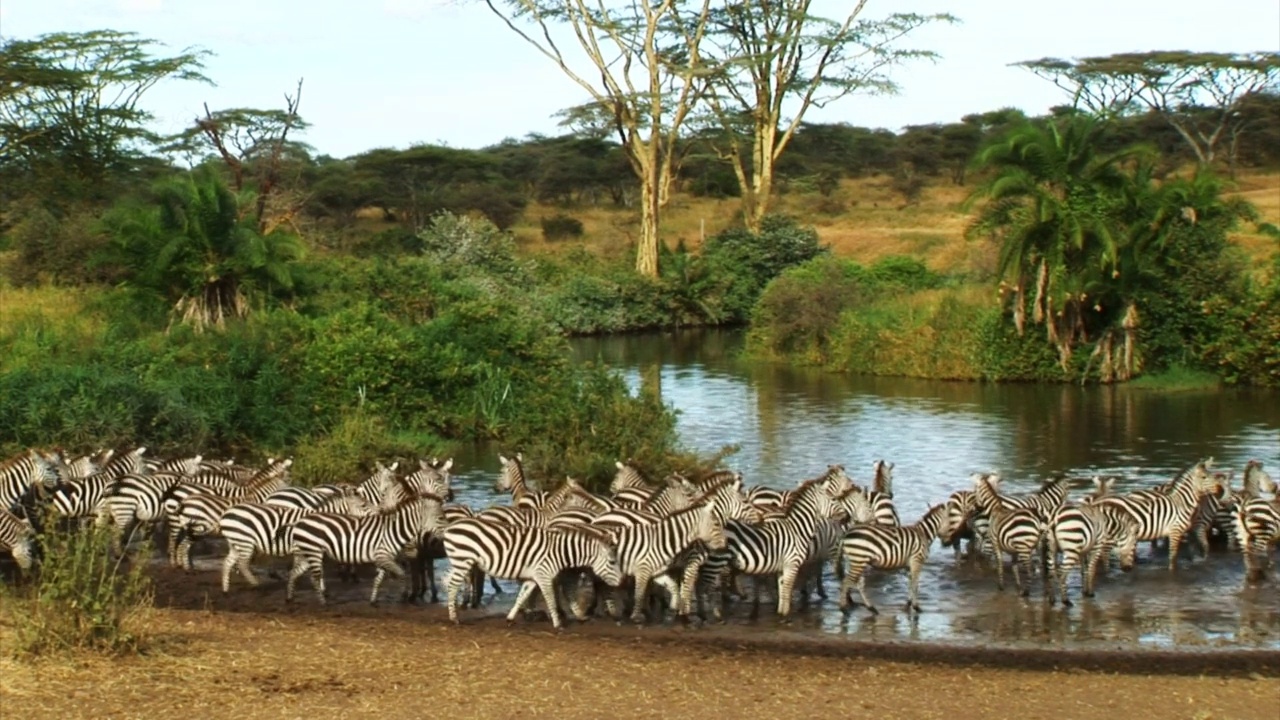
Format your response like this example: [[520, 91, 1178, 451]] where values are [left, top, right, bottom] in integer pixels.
[[433, 328, 1279, 652]]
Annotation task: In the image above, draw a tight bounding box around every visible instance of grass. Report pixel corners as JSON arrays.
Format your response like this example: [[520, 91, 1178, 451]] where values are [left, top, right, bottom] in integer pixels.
[[1127, 366, 1223, 392], [505, 170, 1279, 281]]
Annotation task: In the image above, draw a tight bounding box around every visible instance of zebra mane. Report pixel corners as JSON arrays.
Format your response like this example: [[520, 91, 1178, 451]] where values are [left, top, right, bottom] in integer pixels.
[[696, 469, 737, 487], [383, 490, 444, 514], [245, 458, 293, 489], [552, 523, 616, 545], [0, 449, 42, 476], [872, 460, 893, 496], [915, 502, 949, 530], [778, 475, 829, 514]]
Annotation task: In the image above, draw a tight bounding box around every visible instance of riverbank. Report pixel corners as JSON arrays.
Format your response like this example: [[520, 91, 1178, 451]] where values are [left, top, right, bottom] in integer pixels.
[[3, 604, 1277, 720]]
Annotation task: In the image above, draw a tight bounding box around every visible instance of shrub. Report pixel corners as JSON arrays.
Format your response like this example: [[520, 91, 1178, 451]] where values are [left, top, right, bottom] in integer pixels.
[[2, 514, 153, 657], [540, 213, 585, 241], [416, 211, 528, 280], [747, 256, 870, 362], [702, 214, 830, 323]]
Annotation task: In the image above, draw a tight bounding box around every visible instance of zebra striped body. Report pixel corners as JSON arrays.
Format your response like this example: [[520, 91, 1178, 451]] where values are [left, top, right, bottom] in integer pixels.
[[166, 459, 294, 568], [973, 474, 1047, 596], [1234, 497, 1280, 582], [605, 497, 727, 624], [1047, 503, 1138, 606], [286, 493, 444, 605], [219, 494, 375, 592], [839, 503, 950, 615], [495, 453, 555, 510], [719, 468, 852, 619], [0, 507, 36, 571], [1098, 460, 1222, 571], [0, 449, 66, 519], [443, 520, 622, 629]]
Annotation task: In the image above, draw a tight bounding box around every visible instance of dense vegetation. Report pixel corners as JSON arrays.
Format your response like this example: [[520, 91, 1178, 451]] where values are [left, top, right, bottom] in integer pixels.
[[1, 30, 1278, 488]]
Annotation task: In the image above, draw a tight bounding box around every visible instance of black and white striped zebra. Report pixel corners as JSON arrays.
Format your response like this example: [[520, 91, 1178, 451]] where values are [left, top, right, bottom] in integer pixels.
[[1046, 502, 1138, 606], [1098, 459, 1222, 571], [0, 506, 37, 572], [603, 492, 728, 624], [838, 502, 950, 616], [1234, 497, 1280, 583], [1, 448, 67, 520], [219, 493, 376, 593], [1209, 461, 1275, 550], [494, 453, 553, 510], [95, 455, 206, 552], [973, 473, 1047, 596], [864, 460, 900, 527], [719, 467, 852, 620], [286, 492, 445, 605], [609, 459, 661, 507], [443, 520, 623, 629], [166, 458, 295, 569]]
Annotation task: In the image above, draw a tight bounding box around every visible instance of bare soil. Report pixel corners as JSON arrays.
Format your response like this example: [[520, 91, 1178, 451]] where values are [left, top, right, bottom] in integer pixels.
[[3, 567, 1279, 720]]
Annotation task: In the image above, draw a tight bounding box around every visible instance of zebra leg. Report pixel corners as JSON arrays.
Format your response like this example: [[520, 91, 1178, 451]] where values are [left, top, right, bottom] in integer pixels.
[[285, 554, 308, 603], [1014, 552, 1031, 597], [837, 563, 860, 616], [370, 555, 405, 606], [1167, 530, 1185, 571], [446, 563, 473, 624], [906, 557, 924, 614], [858, 573, 878, 615], [630, 570, 654, 625], [1053, 553, 1072, 607], [993, 550, 1007, 591], [506, 581, 540, 624], [1083, 551, 1101, 599], [678, 556, 704, 618], [426, 556, 439, 604], [536, 575, 565, 630], [776, 564, 801, 619]]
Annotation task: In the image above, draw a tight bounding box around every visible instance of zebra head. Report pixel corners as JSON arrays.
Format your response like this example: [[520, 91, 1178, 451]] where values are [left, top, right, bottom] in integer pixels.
[[1243, 460, 1275, 495], [34, 449, 70, 490], [405, 461, 454, 502], [155, 454, 205, 478], [705, 472, 763, 524], [970, 472, 1002, 513], [63, 449, 104, 481], [610, 459, 653, 494], [1109, 514, 1139, 573], [687, 498, 728, 550], [574, 525, 624, 588], [818, 464, 854, 497], [495, 453, 526, 494], [834, 486, 876, 526], [872, 460, 895, 498], [1083, 476, 1118, 504]]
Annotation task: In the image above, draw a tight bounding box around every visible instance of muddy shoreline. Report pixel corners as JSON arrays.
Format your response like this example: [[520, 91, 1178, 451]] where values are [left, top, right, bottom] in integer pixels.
[[147, 566, 1280, 678]]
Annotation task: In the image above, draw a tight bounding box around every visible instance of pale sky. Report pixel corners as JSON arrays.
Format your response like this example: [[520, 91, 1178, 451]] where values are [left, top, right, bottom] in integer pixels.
[[2, 0, 1278, 159]]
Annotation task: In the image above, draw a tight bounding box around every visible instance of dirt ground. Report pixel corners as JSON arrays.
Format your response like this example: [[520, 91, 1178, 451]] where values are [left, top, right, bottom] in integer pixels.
[[3, 568, 1279, 720]]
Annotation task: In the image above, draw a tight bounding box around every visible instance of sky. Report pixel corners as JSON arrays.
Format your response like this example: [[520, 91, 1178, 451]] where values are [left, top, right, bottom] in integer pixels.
[[2, 0, 1278, 159]]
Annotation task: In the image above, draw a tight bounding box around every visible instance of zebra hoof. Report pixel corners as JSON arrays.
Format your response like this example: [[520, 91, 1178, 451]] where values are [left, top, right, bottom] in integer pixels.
[[867, 605, 880, 616], [1062, 598, 1074, 607]]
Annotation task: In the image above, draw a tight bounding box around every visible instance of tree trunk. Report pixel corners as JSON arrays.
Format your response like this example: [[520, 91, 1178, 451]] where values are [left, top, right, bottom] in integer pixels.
[[746, 163, 774, 233], [636, 176, 660, 277]]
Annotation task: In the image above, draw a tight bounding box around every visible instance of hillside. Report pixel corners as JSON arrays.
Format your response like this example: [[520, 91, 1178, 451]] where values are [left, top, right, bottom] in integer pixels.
[[505, 170, 1280, 277]]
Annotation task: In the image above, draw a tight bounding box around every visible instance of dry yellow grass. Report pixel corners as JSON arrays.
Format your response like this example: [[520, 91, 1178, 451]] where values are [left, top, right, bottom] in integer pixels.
[[2, 607, 1276, 720], [510, 170, 1280, 276]]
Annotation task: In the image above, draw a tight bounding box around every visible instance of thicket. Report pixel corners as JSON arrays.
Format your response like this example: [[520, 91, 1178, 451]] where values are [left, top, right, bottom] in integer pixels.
[[0, 513, 153, 657]]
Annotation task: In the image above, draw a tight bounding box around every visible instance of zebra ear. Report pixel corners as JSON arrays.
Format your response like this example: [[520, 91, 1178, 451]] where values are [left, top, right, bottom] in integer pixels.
[[615, 460, 625, 471], [439, 458, 453, 473]]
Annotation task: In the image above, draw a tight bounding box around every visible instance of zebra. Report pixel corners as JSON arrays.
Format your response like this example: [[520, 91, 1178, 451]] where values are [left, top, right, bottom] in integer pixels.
[[1208, 461, 1275, 550], [864, 460, 900, 527], [718, 467, 853, 620], [0, 506, 37, 572], [1046, 502, 1138, 606], [973, 473, 1047, 596], [442, 520, 623, 630], [219, 493, 376, 593], [1234, 497, 1280, 583], [166, 458, 295, 569], [1098, 459, 1221, 571], [838, 503, 950, 616], [602, 492, 728, 624], [95, 455, 206, 552], [64, 448, 113, 481], [609, 459, 662, 507], [494, 453, 554, 510], [1, 448, 67, 519], [286, 492, 446, 605]]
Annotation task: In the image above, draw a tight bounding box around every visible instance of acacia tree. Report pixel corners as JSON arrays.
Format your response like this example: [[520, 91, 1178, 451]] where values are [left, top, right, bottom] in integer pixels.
[[1014, 51, 1280, 173], [693, 1, 955, 230], [0, 30, 209, 205], [479, 0, 714, 277], [163, 80, 311, 236]]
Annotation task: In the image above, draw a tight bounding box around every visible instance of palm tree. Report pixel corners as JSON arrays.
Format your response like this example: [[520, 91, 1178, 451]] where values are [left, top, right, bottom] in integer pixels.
[[964, 115, 1151, 374], [101, 167, 304, 332]]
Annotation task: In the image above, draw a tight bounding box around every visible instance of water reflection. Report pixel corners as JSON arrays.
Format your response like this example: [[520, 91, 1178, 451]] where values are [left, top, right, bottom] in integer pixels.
[[443, 328, 1280, 650]]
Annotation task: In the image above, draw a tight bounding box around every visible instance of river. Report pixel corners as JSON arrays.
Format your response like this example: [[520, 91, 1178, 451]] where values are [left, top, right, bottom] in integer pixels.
[[436, 328, 1280, 651]]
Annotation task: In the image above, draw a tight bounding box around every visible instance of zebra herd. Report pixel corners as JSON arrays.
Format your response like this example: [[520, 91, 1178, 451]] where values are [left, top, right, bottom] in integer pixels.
[[2, 445, 1278, 630]]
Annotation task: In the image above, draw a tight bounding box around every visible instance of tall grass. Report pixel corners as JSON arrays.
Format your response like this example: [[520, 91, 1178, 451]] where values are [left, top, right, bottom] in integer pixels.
[[1, 514, 153, 657]]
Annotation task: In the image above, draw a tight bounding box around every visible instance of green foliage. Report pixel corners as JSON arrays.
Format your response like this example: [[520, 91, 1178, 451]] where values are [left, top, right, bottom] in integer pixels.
[[702, 214, 830, 322], [2, 514, 153, 657], [96, 168, 304, 331], [290, 403, 448, 486], [3, 205, 112, 286], [416, 211, 528, 280], [540, 213, 585, 241]]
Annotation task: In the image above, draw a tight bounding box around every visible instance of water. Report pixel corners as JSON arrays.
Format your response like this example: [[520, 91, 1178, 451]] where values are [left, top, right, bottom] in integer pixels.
[[431, 328, 1280, 650]]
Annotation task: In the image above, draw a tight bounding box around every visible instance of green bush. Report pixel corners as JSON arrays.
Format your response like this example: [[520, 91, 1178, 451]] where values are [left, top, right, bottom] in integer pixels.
[[747, 256, 873, 363], [2, 514, 153, 657], [540, 213, 585, 241], [702, 214, 830, 322]]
